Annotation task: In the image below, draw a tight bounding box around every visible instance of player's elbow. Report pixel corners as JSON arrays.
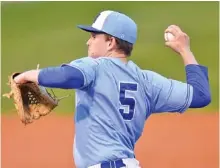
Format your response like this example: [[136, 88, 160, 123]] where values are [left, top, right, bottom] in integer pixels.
[[190, 89, 211, 108], [198, 93, 211, 108], [202, 93, 211, 107]]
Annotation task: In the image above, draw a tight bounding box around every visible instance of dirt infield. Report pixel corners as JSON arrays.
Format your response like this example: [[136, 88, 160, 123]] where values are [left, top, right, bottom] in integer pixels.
[[1, 112, 219, 168]]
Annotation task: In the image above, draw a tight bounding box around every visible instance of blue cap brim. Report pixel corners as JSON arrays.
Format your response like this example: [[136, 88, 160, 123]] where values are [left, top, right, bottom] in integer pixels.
[[77, 25, 103, 33]]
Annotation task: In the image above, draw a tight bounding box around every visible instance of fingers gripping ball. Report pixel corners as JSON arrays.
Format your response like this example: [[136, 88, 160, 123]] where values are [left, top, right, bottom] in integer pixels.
[[3, 73, 60, 125], [164, 32, 175, 42]]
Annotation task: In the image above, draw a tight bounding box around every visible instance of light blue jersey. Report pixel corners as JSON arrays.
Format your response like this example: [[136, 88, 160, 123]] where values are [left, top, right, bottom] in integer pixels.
[[65, 57, 193, 168]]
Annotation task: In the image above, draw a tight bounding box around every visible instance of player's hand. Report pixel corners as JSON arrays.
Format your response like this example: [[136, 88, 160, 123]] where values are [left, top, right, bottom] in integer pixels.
[[165, 25, 191, 55], [14, 73, 27, 84]]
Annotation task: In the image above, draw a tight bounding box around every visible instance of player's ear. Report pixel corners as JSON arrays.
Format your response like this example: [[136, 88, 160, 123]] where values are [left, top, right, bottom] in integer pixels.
[[108, 37, 117, 49], [105, 34, 116, 51]]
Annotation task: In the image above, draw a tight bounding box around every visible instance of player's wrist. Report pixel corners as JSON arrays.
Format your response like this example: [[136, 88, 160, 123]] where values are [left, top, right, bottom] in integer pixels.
[[179, 47, 191, 56], [180, 50, 198, 65]]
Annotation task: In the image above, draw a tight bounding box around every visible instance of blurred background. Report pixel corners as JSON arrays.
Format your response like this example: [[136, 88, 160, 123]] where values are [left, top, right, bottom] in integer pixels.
[[1, 2, 219, 168], [1, 1, 219, 114]]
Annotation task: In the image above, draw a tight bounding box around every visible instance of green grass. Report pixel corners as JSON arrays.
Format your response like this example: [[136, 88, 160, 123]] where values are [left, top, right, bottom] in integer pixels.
[[1, 1, 219, 114]]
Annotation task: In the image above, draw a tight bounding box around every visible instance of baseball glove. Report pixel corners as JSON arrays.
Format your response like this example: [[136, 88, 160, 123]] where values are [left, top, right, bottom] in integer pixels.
[[3, 72, 63, 125]]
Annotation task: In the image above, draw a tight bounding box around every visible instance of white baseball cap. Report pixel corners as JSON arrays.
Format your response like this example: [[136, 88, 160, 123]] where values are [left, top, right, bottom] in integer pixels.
[[77, 10, 137, 44]]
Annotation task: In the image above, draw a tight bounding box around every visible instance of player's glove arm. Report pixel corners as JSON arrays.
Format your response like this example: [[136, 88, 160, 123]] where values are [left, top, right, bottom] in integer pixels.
[[186, 64, 211, 108], [38, 66, 84, 89]]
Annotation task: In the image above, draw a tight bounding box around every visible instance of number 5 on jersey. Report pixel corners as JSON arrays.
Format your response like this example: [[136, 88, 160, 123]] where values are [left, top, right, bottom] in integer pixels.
[[119, 82, 138, 121]]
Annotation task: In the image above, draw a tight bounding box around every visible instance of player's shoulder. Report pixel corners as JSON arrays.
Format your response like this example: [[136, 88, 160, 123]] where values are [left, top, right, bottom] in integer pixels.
[[69, 56, 100, 66], [141, 69, 170, 89], [142, 69, 160, 74], [141, 69, 165, 82]]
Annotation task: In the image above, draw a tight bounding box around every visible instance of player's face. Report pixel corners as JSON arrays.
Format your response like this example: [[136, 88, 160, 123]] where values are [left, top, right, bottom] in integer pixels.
[[86, 33, 110, 58]]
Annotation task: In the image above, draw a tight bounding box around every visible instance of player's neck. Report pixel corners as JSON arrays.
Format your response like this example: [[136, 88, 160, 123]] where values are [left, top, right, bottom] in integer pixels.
[[106, 51, 128, 63]]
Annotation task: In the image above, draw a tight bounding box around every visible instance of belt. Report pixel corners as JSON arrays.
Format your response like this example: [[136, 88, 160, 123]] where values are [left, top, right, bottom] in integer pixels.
[[100, 159, 125, 168], [88, 158, 140, 168]]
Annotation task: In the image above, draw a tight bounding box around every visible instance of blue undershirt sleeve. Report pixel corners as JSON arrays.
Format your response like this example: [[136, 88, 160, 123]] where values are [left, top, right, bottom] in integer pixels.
[[38, 65, 84, 89], [186, 65, 211, 108]]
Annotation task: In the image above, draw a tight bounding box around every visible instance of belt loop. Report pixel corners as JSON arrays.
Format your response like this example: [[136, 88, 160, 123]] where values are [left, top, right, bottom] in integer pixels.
[[111, 161, 117, 168], [110, 161, 116, 168]]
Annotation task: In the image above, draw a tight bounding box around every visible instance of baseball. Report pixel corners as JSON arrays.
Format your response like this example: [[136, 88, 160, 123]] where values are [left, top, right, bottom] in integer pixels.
[[164, 32, 175, 41]]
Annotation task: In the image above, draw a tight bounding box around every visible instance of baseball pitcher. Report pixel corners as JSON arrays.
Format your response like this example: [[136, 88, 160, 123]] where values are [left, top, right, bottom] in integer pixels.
[[11, 10, 211, 168]]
